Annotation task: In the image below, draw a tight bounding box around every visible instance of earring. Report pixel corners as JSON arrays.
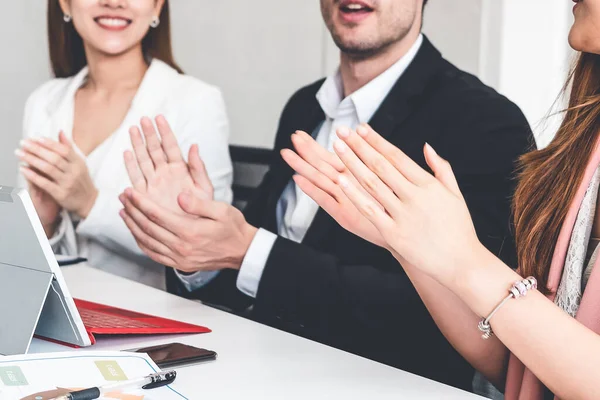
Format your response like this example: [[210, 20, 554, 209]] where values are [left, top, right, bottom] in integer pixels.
[[150, 16, 160, 28], [63, 13, 72, 23]]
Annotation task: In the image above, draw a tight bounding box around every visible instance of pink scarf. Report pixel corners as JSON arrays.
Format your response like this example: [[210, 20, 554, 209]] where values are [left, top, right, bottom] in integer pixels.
[[505, 140, 600, 399]]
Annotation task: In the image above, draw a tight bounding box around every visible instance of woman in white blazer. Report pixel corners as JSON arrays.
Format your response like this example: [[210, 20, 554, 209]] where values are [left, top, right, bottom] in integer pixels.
[[17, 0, 232, 290]]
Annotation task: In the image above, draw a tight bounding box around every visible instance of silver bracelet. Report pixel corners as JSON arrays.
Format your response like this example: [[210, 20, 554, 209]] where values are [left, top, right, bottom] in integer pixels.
[[478, 276, 537, 339]]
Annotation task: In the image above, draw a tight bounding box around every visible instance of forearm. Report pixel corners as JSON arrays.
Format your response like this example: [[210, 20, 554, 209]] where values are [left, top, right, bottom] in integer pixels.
[[396, 252, 509, 387], [452, 247, 600, 399]]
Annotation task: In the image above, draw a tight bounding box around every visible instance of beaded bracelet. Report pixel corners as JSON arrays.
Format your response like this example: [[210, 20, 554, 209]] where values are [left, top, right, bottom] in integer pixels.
[[478, 276, 537, 340]]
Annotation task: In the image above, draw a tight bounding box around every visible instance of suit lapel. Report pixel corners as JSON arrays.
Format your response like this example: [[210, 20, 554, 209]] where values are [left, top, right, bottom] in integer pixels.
[[302, 36, 446, 248]]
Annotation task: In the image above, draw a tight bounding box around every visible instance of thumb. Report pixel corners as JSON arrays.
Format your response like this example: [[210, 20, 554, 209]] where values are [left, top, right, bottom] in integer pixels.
[[178, 190, 217, 219], [58, 131, 71, 146], [188, 144, 213, 195], [178, 191, 201, 214], [423, 143, 462, 198]]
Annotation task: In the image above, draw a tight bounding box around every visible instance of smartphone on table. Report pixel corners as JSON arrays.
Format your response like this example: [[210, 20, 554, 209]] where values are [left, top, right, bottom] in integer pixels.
[[133, 342, 217, 368]]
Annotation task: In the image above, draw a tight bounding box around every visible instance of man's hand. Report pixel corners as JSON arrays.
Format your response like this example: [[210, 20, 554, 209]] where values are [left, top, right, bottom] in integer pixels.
[[119, 188, 258, 273], [123, 115, 213, 215]]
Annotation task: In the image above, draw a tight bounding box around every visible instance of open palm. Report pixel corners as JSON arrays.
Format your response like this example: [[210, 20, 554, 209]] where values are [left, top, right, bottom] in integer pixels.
[[123, 116, 213, 216], [281, 130, 387, 248]]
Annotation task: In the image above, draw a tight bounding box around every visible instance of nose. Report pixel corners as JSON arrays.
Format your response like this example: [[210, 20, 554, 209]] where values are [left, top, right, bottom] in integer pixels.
[[99, 0, 126, 8]]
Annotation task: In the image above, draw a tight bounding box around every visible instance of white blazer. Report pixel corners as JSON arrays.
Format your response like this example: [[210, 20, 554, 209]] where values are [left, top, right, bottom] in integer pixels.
[[20, 59, 233, 290]]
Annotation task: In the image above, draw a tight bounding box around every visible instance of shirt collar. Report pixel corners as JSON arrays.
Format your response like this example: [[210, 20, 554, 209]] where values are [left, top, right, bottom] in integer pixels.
[[316, 34, 423, 123]]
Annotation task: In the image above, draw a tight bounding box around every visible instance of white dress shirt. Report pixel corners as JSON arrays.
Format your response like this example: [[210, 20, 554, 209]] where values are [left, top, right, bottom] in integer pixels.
[[20, 59, 233, 290], [179, 35, 423, 296]]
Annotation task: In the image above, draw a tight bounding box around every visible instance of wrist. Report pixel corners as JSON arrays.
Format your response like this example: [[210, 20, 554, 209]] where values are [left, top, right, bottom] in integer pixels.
[[77, 188, 98, 219], [43, 217, 60, 238], [452, 245, 522, 318], [230, 224, 258, 270]]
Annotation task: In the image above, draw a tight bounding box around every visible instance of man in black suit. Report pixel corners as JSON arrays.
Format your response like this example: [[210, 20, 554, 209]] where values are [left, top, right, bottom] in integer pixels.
[[119, 0, 533, 391]]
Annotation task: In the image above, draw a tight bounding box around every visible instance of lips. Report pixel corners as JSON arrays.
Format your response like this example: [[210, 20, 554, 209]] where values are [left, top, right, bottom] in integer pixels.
[[339, 0, 374, 13], [94, 16, 132, 30], [338, 0, 374, 23]]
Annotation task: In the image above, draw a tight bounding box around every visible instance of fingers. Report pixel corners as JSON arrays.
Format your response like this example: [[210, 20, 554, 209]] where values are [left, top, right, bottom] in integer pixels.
[[291, 133, 344, 181], [337, 174, 394, 233], [155, 115, 184, 163], [118, 207, 177, 267], [57, 131, 77, 161], [424, 143, 462, 198], [20, 139, 69, 172], [281, 148, 340, 200], [333, 139, 403, 218], [293, 175, 340, 215], [119, 192, 180, 245], [354, 124, 432, 186], [140, 117, 167, 168], [129, 126, 155, 180], [124, 188, 184, 235], [29, 135, 71, 160], [337, 127, 413, 199], [20, 167, 62, 197], [294, 130, 346, 172], [178, 192, 228, 220], [16, 148, 63, 181], [123, 150, 146, 190], [188, 145, 213, 194]]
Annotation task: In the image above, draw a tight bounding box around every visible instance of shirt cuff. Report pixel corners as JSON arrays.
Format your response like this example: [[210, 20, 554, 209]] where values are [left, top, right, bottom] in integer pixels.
[[236, 228, 277, 298], [174, 270, 221, 292], [48, 209, 78, 256]]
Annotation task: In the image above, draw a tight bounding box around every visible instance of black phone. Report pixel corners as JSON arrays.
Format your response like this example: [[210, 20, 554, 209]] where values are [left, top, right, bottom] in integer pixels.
[[134, 342, 217, 368]]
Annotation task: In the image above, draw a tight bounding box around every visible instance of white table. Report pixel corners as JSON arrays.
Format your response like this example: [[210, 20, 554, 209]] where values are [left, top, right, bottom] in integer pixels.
[[30, 265, 483, 399]]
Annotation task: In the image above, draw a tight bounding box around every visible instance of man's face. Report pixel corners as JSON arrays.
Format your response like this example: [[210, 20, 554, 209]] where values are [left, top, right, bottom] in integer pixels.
[[321, 0, 422, 58]]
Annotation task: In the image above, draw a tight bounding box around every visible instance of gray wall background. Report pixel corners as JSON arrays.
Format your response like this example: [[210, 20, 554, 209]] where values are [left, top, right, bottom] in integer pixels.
[[0, 1, 487, 185]]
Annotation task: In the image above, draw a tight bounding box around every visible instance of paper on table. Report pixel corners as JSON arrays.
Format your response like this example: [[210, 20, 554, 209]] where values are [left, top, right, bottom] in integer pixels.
[[0, 351, 188, 400]]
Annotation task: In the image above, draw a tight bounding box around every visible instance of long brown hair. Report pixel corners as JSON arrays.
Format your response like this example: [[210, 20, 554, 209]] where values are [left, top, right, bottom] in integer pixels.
[[513, 52, 600, 292], [47, 0, 182, 78]]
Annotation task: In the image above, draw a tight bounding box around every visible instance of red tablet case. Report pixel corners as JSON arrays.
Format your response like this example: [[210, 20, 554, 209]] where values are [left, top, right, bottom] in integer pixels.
[[74, 298, 211, 345]]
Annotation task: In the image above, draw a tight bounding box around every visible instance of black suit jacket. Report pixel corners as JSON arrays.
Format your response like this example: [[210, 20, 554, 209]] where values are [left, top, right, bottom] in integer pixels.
[[168, 37, 533, 390]]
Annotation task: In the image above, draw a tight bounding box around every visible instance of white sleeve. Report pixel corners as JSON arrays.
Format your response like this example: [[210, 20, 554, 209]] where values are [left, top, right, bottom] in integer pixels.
[[236, 228, 278, 298], [76, 191, 144, 257], [19, 80, 78, 256]]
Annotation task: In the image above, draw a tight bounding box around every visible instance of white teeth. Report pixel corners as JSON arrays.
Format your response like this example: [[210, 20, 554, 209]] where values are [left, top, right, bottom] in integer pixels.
[[97, 18, 128, 27], [347, 4, 364, 9]]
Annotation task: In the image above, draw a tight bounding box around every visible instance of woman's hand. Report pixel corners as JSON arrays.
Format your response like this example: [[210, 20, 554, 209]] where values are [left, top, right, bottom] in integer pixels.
[[281, 130, 387, 248], [123, 115, 213, 216], [17, 132, 98, 219], [331, 124, 487, 285]]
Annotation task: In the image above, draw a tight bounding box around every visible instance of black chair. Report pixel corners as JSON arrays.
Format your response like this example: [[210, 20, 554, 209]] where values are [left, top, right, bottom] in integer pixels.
[[229, 145, 274, 210]]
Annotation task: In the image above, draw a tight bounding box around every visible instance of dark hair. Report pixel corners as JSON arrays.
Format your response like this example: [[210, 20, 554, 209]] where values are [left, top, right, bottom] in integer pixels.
[[47, 0, 182, 78], [513, 52, 600, 293]]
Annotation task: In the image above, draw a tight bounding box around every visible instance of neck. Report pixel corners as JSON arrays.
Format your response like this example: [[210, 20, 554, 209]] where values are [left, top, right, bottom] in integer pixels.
[[339, 31, 420, 97], [83, 44, 148, 93]]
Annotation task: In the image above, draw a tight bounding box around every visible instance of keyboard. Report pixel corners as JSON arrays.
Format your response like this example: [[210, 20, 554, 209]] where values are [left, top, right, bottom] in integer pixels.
[[72, 298, 211, 345], [79, 307, 159, 329]]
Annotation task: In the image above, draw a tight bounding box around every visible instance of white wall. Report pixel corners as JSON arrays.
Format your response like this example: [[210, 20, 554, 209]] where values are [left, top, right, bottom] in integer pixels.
[[0, 1, 572, 185], [481, 0, 574, 147]]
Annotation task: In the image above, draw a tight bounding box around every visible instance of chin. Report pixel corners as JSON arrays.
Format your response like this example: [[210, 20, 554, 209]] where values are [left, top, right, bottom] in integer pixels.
[[95, 42, 136, 56], [568, 28, 585, 52]]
